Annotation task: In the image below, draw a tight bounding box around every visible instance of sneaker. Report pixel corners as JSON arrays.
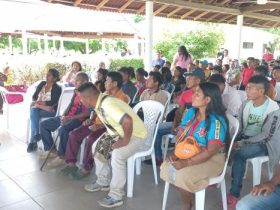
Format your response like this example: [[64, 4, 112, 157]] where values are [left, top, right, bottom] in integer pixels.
[[98, 196, 123, 208], [60, 165, 78, 176], [71, 169, 90, 180], [47, 157, 65, 167], [226, 194, 239, 210], [84, 182, 110, 192], [27, 142, 38, 153], [39, 151, 57, 159]]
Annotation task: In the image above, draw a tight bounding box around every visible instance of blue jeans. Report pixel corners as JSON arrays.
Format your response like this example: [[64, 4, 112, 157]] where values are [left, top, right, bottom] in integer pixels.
[[40, 116, 82, 157], [236, 185, 280, 210], [30, 107, 55, 143], [230, 144, 268, 198], [154, 122, 172, 160]]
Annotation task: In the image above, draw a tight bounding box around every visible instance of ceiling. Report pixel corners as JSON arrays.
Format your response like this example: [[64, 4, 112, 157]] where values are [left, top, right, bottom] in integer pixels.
[[43, 0, 280, 28]]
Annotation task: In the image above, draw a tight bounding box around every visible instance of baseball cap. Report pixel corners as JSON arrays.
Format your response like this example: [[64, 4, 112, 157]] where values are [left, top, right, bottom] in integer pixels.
[[200, 60, 208, 66], [184, 68, 205, 81]]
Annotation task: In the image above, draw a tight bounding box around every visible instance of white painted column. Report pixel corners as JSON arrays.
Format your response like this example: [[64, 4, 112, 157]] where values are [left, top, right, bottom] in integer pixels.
[[236, 15, 243, 61], [44, 34, 48, 54], [8, 35, 12, 54], [37, 38, 41, 51], [60, 37, 64, 53], [22, 30, 28, 55], [85, 39, 89, 54], [145, 0, 153, 72]]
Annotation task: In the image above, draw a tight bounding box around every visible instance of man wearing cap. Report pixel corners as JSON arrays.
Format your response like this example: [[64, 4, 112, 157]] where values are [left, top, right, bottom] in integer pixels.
[[148, 68, 205, 165]]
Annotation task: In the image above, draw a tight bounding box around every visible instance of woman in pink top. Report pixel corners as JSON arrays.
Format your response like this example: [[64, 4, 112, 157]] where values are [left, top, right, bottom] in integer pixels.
[[172, 45, 193, 72]]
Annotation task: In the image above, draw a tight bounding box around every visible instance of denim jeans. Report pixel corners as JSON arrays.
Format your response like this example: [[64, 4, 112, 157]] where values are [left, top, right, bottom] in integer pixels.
[[154, 122, 173, 160], [40, 116, 82, 157], [30, 107, 55, 143], [236, 185, 280, 210], [230, 144, 268, 198]]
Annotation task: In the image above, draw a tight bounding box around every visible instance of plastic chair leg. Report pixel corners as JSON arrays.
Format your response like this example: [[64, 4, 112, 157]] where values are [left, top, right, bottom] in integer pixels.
[[151, 151, 158, 185], [127, 157, 135, 197], [195, 189, 206, 210], [220, 179, 228, 210], [162, 182, 169, 210], [252, 159, 262, 186], [136, 158, 141, 175], [162, 135, 170, 161]]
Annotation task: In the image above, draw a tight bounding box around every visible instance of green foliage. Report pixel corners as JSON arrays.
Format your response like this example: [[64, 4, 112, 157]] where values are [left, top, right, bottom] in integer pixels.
[[109, 59, 144, 71], [0, 37, 22, 49], [154, 30, 224, 61], [134, 15, 145, 23]]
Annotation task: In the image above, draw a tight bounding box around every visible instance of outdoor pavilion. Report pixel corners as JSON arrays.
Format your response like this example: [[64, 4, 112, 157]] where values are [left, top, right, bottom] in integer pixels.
[[45, 0, 280, 70], [0, 0, 140, 56]]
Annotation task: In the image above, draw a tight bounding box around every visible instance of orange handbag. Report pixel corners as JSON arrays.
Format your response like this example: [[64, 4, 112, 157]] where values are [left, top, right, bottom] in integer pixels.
[[174, 121, 201, 159]]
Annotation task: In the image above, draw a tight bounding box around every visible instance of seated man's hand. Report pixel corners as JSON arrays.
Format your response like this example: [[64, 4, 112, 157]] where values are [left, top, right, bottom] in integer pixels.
[[172, 159, 185, 170], [83, 119, 92, 126], [251, 181, 275, 196], [89, 124, 104, 132], [112, 138, 129, 149], [60, 116, 72, 125]]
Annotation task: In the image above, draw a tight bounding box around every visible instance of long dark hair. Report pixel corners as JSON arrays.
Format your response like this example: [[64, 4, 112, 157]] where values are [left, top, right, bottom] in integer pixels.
[[178, 45, 190, 61], [198, 82, 230, 156]]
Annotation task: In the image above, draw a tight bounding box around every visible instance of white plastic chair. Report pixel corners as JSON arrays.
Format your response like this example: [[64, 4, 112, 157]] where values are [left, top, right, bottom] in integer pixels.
[[162, 113, 239, 210], [162, 134, 176, 161], [243, 156, 273, 186], [238, 90, 247, 103], [26, 87, 75, 144], [131, 87, 139, 104], [126, 100, 165, 197], [0, 86, 25, 129]]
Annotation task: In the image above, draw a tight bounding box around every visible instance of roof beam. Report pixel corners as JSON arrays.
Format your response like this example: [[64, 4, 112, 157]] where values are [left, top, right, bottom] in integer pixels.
[[243, 12, 280, 23], [218, 14, 233, 22], [96, 0, 109, 10], [154, 0, 240, 15], [221, 0, 231, 4], [193, 11, 208, 21], [119, 0, 133, 12], [154, 4, 168, 15], [181, 9, 196, 19], [137, 4, 145, 14], [206, 13, 221, 21], [240, 4, 280, 13], [167, 7, 182, 17], [74, 0, 83, 7], [47, 0, 53, 2]]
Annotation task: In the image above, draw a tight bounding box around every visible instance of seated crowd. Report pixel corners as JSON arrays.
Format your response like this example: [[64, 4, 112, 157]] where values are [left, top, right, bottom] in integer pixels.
[[23, 47, 280, 209]]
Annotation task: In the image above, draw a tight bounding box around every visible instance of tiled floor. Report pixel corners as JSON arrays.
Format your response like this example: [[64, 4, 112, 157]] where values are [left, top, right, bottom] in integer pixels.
[[0, 104, 271, 210]]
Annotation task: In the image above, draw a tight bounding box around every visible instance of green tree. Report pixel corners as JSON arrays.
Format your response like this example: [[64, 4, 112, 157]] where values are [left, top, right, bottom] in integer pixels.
[[0, 37, 22, 49], [154, 30, 224, 61]]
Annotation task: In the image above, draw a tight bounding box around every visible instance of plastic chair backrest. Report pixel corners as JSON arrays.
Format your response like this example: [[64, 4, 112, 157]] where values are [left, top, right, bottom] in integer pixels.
[[56, 87, 75, 117], [220, 113, 239, 178], [131, 87, 139, 104], [133, 100, 165, 149], [0, 86, 8, 103], [170, 84, 175, 96]]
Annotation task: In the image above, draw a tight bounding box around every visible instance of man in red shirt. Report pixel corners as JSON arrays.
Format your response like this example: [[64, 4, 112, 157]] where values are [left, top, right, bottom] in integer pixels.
[[262, 47, 274, 63], [240, 57, 255, 90]]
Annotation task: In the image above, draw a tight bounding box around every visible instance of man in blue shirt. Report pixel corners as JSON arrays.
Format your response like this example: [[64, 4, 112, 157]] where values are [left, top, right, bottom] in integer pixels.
[[152, 51, 165, 68]]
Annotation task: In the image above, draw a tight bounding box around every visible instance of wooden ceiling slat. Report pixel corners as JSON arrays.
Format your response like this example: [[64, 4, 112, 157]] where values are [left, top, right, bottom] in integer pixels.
[[74, 0, 83, 6], [96, 0, 109, 10], [154, 4, 168, 15], [136, 4, 145, 14], [119, 0, 134, 12], [167, 7, 182, 17], [240, 4, 280, 12], [193, 11, 208, 21], [181, 9, 196, 19]]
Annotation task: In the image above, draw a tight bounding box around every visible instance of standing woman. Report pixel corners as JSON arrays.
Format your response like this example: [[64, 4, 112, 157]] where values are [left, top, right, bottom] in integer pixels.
[[63, 61, 82, 87], [160, 82, 229, 210], [27, 69, 62, 152], [172, 45, 193, 72]]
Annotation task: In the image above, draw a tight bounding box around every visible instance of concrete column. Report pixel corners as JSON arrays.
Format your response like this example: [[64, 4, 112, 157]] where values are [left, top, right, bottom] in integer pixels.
[[145, 0, 153, 72], [8, 35, 13, 54], [85, 39, 89, 54], [22, 30, 28, 55], [237, 15, 243, 61], [44, 34, 48, 54]]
